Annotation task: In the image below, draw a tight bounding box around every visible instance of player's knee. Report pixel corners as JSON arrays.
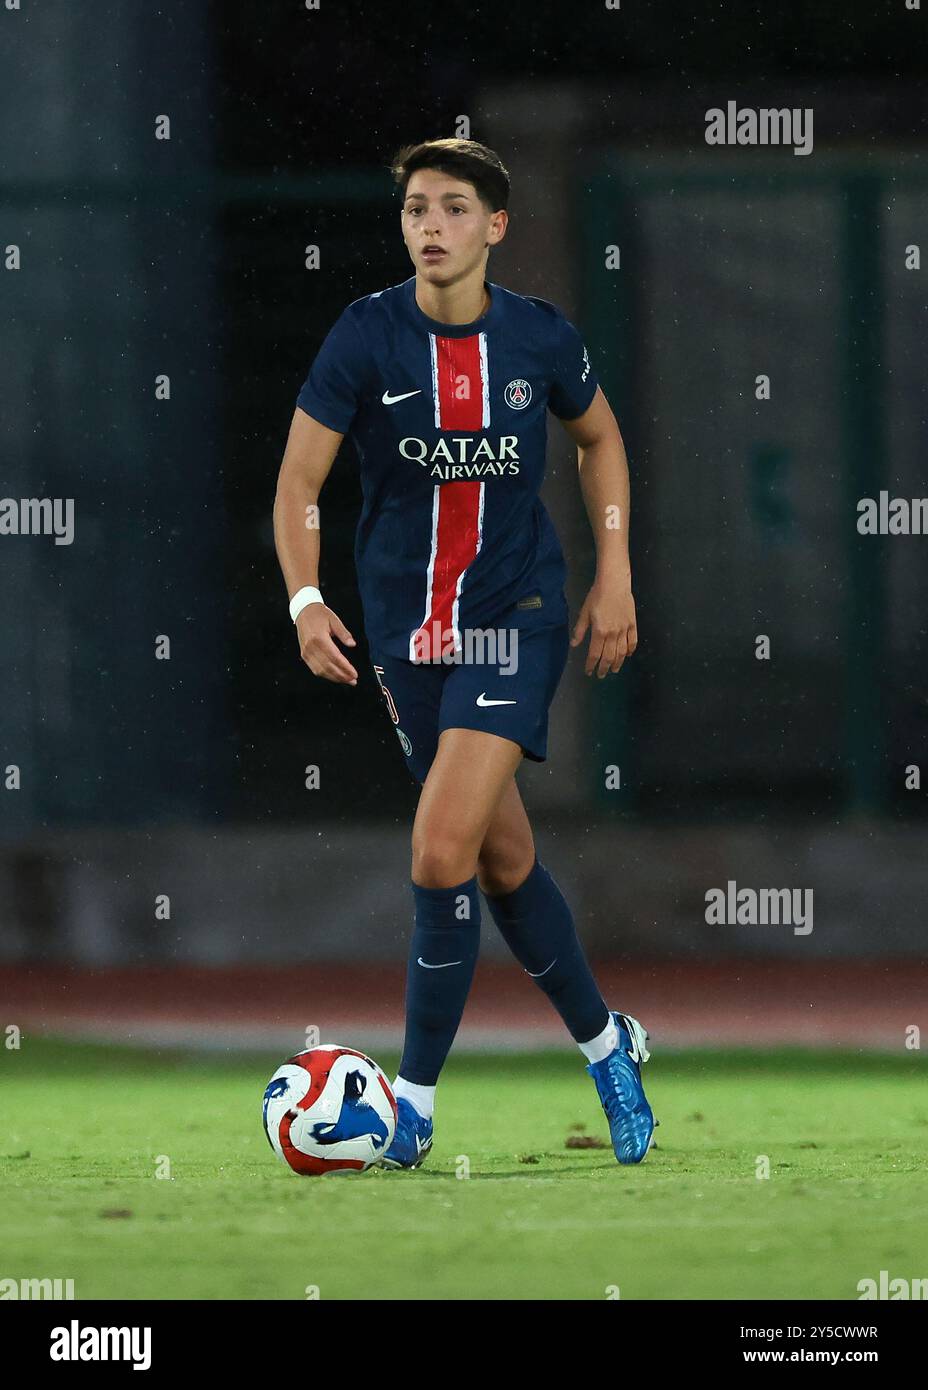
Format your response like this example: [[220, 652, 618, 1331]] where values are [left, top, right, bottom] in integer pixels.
[[411, 834, 478, 890], [476, 844, 535, 898]]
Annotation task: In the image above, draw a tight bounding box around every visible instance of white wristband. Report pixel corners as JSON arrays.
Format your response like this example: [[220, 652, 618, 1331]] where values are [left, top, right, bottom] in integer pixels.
[[289, 586, 324, 623]]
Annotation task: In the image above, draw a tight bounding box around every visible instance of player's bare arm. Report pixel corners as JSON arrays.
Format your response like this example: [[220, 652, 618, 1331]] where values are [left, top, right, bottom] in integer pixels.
[[273, 407, 359, 686], [562, 385, 638, 680]]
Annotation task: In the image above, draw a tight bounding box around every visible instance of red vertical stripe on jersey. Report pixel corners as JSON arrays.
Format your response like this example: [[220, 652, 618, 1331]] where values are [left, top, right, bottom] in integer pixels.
[[433, 333, 484, 429], [414, 480, 482, 659], [411, 334, 486, 660]]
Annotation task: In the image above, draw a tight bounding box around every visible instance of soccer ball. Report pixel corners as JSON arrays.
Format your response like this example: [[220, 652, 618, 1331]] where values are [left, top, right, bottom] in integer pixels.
[[262, 1046, 397, 1176]]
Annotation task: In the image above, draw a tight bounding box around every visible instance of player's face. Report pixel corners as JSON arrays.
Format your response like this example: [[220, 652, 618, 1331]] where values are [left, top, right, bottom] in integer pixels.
[[401, 169, 506, 287]]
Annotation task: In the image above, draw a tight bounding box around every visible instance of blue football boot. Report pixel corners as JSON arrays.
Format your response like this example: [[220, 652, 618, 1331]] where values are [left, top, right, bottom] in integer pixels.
[[586, 1012, 655, 1165], [381, 1097, 434, 1170]]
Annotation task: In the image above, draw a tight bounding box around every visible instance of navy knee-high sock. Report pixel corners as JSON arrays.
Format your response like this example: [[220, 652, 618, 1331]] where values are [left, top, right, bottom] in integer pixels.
[[398, 876, 481, 1086], [484, 857, 608, 1044]]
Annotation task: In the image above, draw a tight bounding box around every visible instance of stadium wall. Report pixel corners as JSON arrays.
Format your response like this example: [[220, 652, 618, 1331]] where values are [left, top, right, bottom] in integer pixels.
[[0, 822, 924, 965]]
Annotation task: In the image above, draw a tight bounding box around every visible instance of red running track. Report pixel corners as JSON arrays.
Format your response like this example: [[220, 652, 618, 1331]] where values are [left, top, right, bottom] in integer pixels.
[[0, 959, 923, 1051]]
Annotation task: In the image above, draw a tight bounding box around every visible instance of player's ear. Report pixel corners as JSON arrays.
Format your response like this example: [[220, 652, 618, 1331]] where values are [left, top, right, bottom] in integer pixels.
[[487, 210, 508, 246]]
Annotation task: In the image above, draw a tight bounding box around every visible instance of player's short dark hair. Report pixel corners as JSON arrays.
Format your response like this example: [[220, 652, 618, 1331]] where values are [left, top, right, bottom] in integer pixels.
[[390, 139, 510, 212]]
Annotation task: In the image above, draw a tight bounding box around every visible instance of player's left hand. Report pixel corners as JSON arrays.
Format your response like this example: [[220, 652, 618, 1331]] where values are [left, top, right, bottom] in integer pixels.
[[570, 577, 638, 678]]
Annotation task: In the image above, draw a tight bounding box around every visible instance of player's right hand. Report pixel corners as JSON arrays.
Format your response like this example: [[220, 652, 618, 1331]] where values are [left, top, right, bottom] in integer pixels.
[[295, 604, 358, 685]]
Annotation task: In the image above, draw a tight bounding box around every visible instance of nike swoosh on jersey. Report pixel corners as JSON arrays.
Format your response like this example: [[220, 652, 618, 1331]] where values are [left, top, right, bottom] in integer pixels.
[[417, 957, 462, 969], [382, 389, 422, 405], [476, 693, 517, 707]]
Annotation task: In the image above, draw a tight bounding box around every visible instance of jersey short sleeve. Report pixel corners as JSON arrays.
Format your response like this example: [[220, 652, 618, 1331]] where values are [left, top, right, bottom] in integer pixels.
[[296, 305, 370, 435], [548, 312, 598, 421]]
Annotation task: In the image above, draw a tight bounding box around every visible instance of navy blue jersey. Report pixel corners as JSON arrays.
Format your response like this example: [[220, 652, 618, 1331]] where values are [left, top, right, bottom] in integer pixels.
[[296, 276, 598, 661]]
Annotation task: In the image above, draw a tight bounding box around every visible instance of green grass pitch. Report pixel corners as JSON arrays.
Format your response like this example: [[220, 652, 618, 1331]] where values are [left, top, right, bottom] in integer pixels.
[[1, 1040, 925, 1301]]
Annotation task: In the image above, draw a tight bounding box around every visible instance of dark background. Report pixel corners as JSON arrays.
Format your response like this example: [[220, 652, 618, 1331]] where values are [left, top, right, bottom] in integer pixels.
[[1, 0, 927, 967]]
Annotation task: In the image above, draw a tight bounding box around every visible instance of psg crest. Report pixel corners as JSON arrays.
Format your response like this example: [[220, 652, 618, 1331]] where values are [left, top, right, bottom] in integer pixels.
[[504, 378, 532, 410]]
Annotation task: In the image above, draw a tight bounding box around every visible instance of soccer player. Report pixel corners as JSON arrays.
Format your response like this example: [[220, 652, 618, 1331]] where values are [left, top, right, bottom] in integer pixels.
[[274, 138, 654, 1167]]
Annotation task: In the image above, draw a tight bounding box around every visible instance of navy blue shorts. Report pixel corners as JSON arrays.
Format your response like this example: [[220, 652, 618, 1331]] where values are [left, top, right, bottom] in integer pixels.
[[370, 597, 570, 785]]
